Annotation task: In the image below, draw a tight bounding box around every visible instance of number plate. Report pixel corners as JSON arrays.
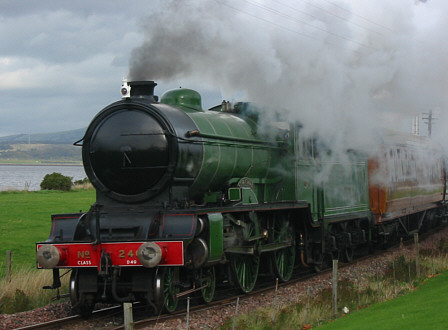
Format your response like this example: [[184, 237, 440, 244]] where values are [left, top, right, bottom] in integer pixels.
[[36, 241, 184, 268]]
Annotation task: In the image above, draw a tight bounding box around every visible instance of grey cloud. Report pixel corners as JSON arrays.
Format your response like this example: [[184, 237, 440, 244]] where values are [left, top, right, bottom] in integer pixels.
[[0, 1, 158, 136], [1, 0, 447, 144]]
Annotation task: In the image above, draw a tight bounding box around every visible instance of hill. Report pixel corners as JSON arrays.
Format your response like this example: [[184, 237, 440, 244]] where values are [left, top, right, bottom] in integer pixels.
[[0, 128, 86, 163], [0, 128, 86, 144]]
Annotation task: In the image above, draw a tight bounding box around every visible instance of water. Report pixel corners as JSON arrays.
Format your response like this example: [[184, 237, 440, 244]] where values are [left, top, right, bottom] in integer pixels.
[[0, 164, 87, 191]]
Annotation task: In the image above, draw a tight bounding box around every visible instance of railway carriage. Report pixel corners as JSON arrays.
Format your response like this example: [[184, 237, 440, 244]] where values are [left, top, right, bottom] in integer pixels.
[[36, 81, 446, 316], [369, 132, 446, 243]]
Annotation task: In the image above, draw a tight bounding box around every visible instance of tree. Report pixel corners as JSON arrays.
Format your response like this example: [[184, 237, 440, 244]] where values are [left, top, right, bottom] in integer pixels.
[[40, 172, 72, 191]]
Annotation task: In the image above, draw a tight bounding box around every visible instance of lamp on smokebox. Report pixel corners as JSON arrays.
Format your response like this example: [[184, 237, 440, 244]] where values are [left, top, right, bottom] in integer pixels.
[[121, 79, 131, 98]]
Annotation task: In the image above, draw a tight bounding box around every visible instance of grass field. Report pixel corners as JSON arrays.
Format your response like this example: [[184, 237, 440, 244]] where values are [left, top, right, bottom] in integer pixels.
[[222, 235, 448, 329], [318, 271, 448, 329], [0, 190, 95, 278]]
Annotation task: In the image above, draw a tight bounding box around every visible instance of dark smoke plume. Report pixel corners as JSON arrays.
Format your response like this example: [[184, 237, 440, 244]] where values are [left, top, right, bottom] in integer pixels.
[[128, 0, 448, 150]]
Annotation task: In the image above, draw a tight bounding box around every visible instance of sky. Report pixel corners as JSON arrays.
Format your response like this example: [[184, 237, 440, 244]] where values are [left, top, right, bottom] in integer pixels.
[[1, 0, 447, 148]]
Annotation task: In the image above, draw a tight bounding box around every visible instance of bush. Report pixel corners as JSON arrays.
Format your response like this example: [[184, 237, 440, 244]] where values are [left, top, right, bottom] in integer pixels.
[[40, 172, 72, 191], [72, 177, 93, 190], [73, 177, 90, 186]]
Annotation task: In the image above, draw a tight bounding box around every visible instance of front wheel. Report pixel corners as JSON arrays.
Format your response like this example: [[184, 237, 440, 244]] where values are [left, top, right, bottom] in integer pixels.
[[199, 266, 216, 303], [154, 267, 179, 313], [69, 269, 95, 318]]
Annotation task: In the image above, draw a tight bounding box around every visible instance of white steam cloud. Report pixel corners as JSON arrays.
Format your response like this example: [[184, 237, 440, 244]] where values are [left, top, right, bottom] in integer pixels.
[[128, 0, 448, 151]]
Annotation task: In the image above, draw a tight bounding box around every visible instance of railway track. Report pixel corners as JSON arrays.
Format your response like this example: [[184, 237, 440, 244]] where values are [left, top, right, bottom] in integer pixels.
[[12, 266, 320, 330], [12, 264, 356, 329], [15, 305, 123, 330], [17, 225, 444, 330]]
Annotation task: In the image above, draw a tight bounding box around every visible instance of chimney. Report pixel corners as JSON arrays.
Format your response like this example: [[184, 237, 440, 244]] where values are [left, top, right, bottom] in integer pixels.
[[128, 81, 158, 101]]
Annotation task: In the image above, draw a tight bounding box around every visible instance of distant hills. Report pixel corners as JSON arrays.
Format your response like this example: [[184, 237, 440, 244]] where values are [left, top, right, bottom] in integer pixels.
[[0, 128, 86, 162], [0, 128, 86, 145]]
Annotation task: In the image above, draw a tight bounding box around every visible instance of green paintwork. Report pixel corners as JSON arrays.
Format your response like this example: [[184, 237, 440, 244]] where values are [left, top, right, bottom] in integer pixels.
[[199, 266, 216, 303], [231, 253, 260, 293], [186, 110, 280, 201], [294, 133, 370, 223], [241, 187, 259, 204], [160, 88, 204, 112], [295, 159, 320, 221], [228, 187, 242, 201], [228, 187, 259, 204], [163, 89, 371, 226], [185, 102, 371, 224], [320, 157, 369, 218], [160, 267, 179, 312], [207, 213, 223, 261]]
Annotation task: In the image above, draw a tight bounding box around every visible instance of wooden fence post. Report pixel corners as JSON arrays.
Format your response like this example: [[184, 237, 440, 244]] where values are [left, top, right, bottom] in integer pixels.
[[414, 232, 420, 278], [357, 271, 361, 309], [332, 259, 338, 318], [123, 302, 134, 330], [306, 286, 310, 324], [232, 297, 240, 330], [393, 259, 396, 296], [6, 250, 12, 283], [186, 296, 190, 330]]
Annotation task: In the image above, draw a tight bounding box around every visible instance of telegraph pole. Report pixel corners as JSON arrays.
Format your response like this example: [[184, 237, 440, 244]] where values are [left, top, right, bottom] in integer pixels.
[[412, 115, 419, 135], [422, 110, 434, 137]]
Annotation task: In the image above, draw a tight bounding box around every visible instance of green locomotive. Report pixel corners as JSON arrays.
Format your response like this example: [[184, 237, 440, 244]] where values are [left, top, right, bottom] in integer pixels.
[[36, 81, 446, 316]]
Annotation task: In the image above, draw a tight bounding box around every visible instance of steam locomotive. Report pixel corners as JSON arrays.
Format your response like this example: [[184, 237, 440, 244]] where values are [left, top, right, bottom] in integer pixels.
[[36, 81, 446, 316]]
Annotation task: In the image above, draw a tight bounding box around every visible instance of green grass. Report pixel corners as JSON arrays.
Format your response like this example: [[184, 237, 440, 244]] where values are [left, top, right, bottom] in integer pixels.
[[318, 271, 448, 329], [220, 244, 448, 330], [0, 190, 95, 278]]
